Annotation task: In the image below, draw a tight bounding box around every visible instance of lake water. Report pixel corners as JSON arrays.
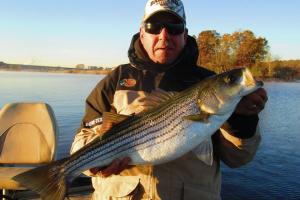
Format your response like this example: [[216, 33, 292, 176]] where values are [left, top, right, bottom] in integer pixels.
[[0, 71, 299, 199]]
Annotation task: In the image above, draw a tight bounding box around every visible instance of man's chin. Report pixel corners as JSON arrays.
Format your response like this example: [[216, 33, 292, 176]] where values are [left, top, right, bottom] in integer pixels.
[[155, 58, 173, 65], [154, 53, 175, 64]]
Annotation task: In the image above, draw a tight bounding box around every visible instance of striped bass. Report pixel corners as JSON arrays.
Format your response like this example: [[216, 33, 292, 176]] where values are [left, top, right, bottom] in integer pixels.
[[13, 67, 263, 200]]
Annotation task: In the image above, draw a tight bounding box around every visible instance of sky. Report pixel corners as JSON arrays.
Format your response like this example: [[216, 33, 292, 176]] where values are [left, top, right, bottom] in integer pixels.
[[1, 0, 300, 68]]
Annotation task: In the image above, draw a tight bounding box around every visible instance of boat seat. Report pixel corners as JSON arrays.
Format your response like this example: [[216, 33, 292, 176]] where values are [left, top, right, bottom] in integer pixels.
[[0, 103, 58, 191]]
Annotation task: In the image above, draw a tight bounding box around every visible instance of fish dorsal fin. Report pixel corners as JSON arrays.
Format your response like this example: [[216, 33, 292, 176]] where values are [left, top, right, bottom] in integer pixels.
[[143, 89, 178, 107], [101, 112, 132, 134], [152, 88, 178, 100], [183, 111, 211, 123]]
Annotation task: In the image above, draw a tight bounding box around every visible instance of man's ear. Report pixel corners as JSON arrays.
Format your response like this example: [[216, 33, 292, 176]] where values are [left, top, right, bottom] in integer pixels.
[[140, 27, 146, 46], [140, 27, 144, 39], [184, 28, 188, 42]]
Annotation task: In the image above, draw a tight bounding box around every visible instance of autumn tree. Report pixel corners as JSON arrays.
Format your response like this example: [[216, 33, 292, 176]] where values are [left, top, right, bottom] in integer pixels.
[[234, 30, 269, 67], [197, 30, 269, 73], [197, 30, 220, 72]]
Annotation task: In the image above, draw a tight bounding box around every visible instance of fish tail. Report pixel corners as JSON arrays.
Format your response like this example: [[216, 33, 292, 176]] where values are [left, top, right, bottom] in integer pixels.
[[13, 159, 68, 200]]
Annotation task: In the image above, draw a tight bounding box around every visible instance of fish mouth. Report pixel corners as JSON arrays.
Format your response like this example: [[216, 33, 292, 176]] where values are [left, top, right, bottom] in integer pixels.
[[239, 68, 264, 96], [240, 80, 263, 96]]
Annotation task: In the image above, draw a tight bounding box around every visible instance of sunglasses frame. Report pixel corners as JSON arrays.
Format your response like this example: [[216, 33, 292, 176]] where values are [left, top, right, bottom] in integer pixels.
[[143, 22, 185, 35]]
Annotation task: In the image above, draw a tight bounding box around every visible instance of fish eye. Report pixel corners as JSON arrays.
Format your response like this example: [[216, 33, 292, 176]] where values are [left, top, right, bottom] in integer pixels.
[[224, 75, 237, 84]]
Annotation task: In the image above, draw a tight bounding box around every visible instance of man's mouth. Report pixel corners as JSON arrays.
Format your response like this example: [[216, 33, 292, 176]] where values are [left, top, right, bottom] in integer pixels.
[[156, 46, 173, 51]]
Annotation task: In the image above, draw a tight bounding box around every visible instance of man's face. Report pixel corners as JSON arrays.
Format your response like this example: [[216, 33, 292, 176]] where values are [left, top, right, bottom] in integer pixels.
[[140, 13, 187, 65]]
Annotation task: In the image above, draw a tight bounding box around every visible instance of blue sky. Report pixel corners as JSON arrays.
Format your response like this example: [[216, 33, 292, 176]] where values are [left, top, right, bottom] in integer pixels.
[[1, 0, 299, 68]]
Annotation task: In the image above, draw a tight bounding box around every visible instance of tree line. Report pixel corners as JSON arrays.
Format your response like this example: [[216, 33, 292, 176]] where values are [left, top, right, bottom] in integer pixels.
[[1, 30, 299, 80], [195, 30, 300, 80]]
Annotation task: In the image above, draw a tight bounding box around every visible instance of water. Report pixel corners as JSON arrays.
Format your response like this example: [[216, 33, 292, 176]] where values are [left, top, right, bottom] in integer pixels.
[[221, 82, 300, 200], [1, 71, 299, 199], [0, 71, 103, 159]]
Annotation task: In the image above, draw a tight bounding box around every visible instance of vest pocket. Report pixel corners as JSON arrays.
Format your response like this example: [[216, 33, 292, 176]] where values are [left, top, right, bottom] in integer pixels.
[[92, 175, 140, 200]]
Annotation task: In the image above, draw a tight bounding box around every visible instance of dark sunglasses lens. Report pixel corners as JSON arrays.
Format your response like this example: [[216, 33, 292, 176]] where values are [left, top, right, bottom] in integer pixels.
[[144, 23, 162, 34], [144, 22, 184, 35], [165, 23, 185, 35]]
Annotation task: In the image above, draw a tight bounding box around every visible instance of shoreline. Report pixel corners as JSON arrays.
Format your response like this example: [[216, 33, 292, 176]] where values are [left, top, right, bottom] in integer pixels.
[[1, 69, 299, 82], [0, 68, 111, 75]]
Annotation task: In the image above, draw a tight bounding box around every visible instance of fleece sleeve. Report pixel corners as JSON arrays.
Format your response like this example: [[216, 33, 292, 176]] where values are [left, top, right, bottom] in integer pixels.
[[215, 114, 262, 168]]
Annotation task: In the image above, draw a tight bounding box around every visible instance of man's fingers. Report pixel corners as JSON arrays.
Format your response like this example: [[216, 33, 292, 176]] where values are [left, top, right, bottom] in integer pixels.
[[235, 88, 268, 116], [249, 88, 268, 111], [114, 157, 132, 174], [100, 159, 121, 177], [98, 157, 131, 177], [90, 167, 102, 175]]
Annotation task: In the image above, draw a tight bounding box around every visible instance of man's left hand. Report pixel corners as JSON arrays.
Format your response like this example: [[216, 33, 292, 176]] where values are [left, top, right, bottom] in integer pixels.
[[235, 88, 268, 116]]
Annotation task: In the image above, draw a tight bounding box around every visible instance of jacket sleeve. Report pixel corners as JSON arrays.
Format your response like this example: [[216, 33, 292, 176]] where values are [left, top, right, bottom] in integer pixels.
[[214, 114, 261, 168]]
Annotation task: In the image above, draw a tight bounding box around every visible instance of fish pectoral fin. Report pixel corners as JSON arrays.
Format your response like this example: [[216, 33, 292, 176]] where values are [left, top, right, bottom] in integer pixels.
[[183, 112, 211, 123]]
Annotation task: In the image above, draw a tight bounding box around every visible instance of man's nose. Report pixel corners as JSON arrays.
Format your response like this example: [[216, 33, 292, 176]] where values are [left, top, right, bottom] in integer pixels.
[[159, 28, 170, 40]]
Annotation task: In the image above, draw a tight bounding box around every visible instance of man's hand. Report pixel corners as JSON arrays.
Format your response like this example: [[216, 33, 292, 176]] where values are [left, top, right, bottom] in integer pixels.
[[90, 157, 131, 177], [235, 88, 268, 116]]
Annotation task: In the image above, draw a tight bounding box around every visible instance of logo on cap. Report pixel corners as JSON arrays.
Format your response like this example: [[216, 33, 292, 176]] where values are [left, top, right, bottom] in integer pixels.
[[150, 0, 180, 6], [143, 0, 186, 24]]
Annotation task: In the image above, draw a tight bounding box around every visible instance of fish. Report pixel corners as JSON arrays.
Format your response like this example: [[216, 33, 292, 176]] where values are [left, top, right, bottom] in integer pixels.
[[13, 67, 263, 200]]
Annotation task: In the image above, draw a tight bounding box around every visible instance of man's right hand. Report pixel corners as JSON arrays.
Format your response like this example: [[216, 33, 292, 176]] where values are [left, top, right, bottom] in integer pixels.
[[90, 157, 131, 177]]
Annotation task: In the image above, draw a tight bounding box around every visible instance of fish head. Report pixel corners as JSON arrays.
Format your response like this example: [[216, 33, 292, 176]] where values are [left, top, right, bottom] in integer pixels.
[[197, 67, 263, 114], [216, 67, 262, 97]]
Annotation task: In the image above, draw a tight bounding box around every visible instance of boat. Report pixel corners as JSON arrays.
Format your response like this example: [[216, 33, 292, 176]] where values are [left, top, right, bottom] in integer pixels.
[[0, 102, 93, 200]]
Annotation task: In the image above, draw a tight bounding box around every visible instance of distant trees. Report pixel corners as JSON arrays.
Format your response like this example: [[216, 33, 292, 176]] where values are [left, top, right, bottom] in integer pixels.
[[197, 30, 269, 73], [259, 60, 300, 80], [273, 66, 298, 80]]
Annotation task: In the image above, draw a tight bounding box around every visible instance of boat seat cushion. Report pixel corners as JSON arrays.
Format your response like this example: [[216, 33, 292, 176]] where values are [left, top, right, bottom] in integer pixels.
[[0, 123, 51, 164], [0, 167, 33, 189]]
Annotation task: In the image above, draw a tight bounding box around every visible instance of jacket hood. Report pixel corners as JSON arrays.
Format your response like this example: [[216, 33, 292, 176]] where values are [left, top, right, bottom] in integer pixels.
[[128, 33, 199, 73]]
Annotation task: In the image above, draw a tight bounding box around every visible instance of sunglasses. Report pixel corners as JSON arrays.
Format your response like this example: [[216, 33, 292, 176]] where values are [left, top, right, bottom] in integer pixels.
[[143, 22, 185, 35]]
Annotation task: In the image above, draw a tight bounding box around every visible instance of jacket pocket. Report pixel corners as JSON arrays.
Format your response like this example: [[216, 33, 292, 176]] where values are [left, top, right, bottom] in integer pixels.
[[92, 175, 140, 200]]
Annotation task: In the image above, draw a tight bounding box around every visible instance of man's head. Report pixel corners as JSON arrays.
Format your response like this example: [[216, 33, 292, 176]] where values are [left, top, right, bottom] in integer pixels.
[[140, 0, 188, 65]]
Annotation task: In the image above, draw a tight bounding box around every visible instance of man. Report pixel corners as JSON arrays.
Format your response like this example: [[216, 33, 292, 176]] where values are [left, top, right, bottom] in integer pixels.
[[71, 0, 268, 199]]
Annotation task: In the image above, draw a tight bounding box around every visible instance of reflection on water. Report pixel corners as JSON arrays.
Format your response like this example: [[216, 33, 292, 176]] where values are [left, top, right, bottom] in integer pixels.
[[1, 72, 300, 199]]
